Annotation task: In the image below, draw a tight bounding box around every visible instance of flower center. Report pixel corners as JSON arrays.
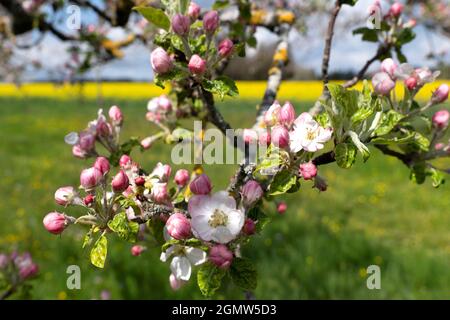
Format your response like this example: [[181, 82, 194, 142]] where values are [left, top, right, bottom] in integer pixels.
[[208, 209, 228, 228], [306, 129, 317, 141]]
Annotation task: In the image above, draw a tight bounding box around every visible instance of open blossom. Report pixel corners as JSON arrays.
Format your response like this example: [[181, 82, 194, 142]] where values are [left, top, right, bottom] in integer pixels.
[[372, 72, 395, 95], [264, 102, 281, 126], [209, 244, 233, 269], [54, 186, 77, 206], [166, 213, 191, 240], [189, 191, 245, 244], [395, 64, 440, 87], [160, 244, 207, 281], [289, 113, 332, 153], [151, 182, 169, 203]]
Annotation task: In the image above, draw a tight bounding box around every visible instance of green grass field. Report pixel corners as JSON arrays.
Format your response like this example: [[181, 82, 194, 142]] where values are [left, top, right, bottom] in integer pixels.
[[0, 96, 449, 299]]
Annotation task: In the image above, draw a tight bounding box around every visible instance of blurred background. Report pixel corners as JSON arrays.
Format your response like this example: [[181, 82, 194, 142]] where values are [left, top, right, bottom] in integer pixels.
[[0, 0, 449, 299]]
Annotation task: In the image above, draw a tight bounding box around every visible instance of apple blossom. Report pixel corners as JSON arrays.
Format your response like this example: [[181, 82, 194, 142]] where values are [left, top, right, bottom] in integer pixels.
[[372, 72, 395, 95], [381, 58, 397, 79], [271, 125, 290, 148], [299, 162, 318, 180], [188, 54, 207, 75], [241, 180, 263, 207], [151, 182, 169, 203], [243, 128, 258, 144], [160, 244, 207, 281], [432, 110, 450, 129], [84, 194, 94, 206], [108, 105, 123, 125], [78, 131, 96, 151], [432, 84, 449, 104], [151, 162, 172, 182], [72, 145, 87, 159], [188, 2, 201, 21], [166, 213, 191, 240], [111, 170, 129, 193], [134, 176, 145, 187], [389, 2, 404, 17], [80, 167, 103, 189], [43, 212, 67, 234], [189, 191, 244, 244], [203, 10, 219, 34], [94, 156, 110, 175], [141, 136, 154, 150], [209, 244, 233, 269], [174, 169, 190, 187], [259, 130, 271, 146], [279, 102, 296, 126], [404, 77, 418, 91], [14, 253, 39, 280], [150, 47, 173, 74], [218, 39, 234, 58], [264, 101, 281, 126], [54, 186, 77, 206], [171, 14, 190, 36], [289, 113, 332, 153], [190, 174, 212, 195], [119, 154, 132, 168]]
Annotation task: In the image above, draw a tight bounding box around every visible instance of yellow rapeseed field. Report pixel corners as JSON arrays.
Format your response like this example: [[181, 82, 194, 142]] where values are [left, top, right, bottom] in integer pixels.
[[0, 80, 448, 101]]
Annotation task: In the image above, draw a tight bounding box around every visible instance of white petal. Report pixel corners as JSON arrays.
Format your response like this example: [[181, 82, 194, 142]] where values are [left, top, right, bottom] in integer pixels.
[[191, 215, 214, 241], [211, 227, 235, 244], [170, 256, 192, 281], [188, 195, 211, 217], [185, 247, 207, 266], [211, 191, 236, 209], [64, 132, 79, 145], [225, 209, 245, 236], [294, 112, 313, 128], [160, 245, 175, 262]]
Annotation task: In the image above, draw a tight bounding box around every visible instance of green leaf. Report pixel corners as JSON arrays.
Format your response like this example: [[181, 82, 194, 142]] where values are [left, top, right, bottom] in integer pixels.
[[410, 163, 426, 185], [412, 132, 430, 152], [348, 131, 370, 162], [179, 0, 190, 13], [269, 170, 297, 195], [107, 212, 139, 243], [371, 130, 415, 145], [197, 262, 226, 297], [351, 81, 380, 124], [148, 217, 165, 245], [339, 0, 358, 5], [90, 235, 107, 268], [202, 76, 239, 100], [255, 153, 282, 177], [373, 110, 404, 136], [327, 83, 359, 118], [352, 27, 378, 42], [395, 46, 407, 63], [229, 258, 257, 291], [335, 143, 357, 169], [133, 6, 170, 31], [213, 0, 229, 10], [396, 28, 416, 46], [428, 167, 445, 188]]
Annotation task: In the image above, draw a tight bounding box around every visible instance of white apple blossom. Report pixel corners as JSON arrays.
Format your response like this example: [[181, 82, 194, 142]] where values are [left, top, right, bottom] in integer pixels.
[[289, 112, 332, 153], [188, 191, 245, 244], [160, 245, 207, 281]]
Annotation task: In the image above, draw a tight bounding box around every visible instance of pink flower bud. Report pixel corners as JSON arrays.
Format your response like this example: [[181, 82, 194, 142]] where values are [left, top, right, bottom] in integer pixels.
[[203, 10, 219, 34], [435, 143, 445, 151], [241, 180, 263, 207], [174, 169, 190, 187], [299, 162, 318, 180], [108, 105, 123, 125], [218, 38, 234, 58], [96, 119, 112, 137], [141, 136, 154, 150], [172, 14, 190, 36], [131, 245, 145, 256], [78, 131, 95, 150], [243, 218, 256, 235], [80, 167, 103, 189], [264, 102, 281, 126], [277, 202, 287, 215], [381, 58, 397, 79], [432, 84, 449, 103], [84, 194, 94, 206], [119, 154, 132, 168], [404, 77, 418, 91], [389, 2, 404, 17], [135, 176, 145, 186], [43, 212, 67, 234], [72, 145, 87, 159], [151, 182, 169, 203], [169, 273, 186, 291], [243, 129, 258, 144], [150, 47, 173, 74], [166, 213, 191, 240], [372, 72, 395, 95], [259, 130, 271, 146], [432, 110, 450, 129], [188, 2, 201, 21], [94, 156, 110, 175], [271, 125, 290, 148], [54, 186, 76, 206], [189, 174, 212, 195], [279, 102, 296, 126], [111, 170, 129, 193], [188, 54, 207, 75], [209, 244, 233, 269]]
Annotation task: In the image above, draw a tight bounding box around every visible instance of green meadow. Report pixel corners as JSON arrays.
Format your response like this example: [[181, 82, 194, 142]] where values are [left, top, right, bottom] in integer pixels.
[[0, 96, 449, 299]]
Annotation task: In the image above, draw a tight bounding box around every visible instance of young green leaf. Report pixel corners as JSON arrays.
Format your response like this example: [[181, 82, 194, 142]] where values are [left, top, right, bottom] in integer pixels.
[[90, 234, 108, 268], [107, 212, 139, 243], [229, 258, 257, 291], [133, 6, 170, 31], [197, 262, 226, 297], [335, 142, 357, 169]]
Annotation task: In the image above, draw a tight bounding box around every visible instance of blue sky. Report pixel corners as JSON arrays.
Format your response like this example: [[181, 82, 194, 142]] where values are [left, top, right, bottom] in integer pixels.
[[17, 0, 450, 81]]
